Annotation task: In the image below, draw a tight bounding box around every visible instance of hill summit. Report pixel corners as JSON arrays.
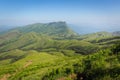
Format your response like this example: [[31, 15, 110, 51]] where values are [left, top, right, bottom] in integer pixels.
[[10, 21, 77, 37]]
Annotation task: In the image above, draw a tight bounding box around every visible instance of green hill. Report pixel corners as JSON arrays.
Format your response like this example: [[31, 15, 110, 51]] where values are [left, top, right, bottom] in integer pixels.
[[0, 22, 120, 80], [9, 21, 77, 37], [78, 31, 113, 41]]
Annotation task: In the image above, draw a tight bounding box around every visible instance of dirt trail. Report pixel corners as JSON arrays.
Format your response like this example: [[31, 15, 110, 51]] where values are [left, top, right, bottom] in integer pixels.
[[0, 60, 33, 80], [0, 74, 10, 80], [23, 60, 33, 68], [57, 73, 77, 80]]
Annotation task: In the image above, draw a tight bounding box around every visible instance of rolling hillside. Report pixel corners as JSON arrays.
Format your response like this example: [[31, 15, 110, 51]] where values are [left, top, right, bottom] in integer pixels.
[[0, 22, 120, 80]]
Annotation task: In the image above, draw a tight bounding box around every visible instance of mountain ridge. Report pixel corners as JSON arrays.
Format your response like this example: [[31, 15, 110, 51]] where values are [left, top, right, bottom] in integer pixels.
[[7, 21, 78, 37], [0, 22, 119, 37]]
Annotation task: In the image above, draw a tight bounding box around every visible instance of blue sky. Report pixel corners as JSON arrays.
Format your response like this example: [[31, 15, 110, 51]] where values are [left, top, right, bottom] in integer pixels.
[[0, 0, 120, 33]]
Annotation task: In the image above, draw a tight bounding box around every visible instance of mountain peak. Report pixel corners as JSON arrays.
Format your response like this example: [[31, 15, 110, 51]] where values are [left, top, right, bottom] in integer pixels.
[[48, 21, 66, 24], [8, 21, 77, 37]]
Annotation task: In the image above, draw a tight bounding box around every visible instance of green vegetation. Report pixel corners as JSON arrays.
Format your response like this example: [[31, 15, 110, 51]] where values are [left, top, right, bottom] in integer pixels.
[[0, 22, 120, 80]]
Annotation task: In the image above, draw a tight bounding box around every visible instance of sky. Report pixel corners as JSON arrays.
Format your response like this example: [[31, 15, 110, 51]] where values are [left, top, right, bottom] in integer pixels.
[[0, 0, 120, 33]]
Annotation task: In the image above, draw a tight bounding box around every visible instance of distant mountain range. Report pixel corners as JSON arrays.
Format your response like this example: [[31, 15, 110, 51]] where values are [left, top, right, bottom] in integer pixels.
[[5, 22, 120, 37], [0, 21, 119, 52], [0, 25, 18, 34], [0, 26, 11, 33], [0, 22, 119, 36], [69, 24, 120, 34], [112, 31, 120, 36]]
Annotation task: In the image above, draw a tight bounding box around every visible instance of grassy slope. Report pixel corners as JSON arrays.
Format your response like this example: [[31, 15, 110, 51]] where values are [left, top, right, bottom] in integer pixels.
[[0, 36, 119, 80], [0, 22, 120, 80], [0, 31, 100, 55], [0, 50, 81, 80], [0, 46, 120, 80]]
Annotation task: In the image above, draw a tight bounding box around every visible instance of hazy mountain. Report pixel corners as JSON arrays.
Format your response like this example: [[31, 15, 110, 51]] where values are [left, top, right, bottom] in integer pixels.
[[0, 25, 19, 35], [78, 31, 113, 41], [69, 24, 120, 34], [112, 31, 120, 36], [0, 26, 11, 33]]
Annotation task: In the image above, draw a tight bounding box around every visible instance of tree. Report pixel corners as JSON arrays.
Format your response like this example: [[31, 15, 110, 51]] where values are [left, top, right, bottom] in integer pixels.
[[111, 43, 120, 55]]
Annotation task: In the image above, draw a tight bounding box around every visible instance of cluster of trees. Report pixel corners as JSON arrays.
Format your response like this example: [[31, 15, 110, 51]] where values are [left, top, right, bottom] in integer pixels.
[[41, 44, 120, 80]]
